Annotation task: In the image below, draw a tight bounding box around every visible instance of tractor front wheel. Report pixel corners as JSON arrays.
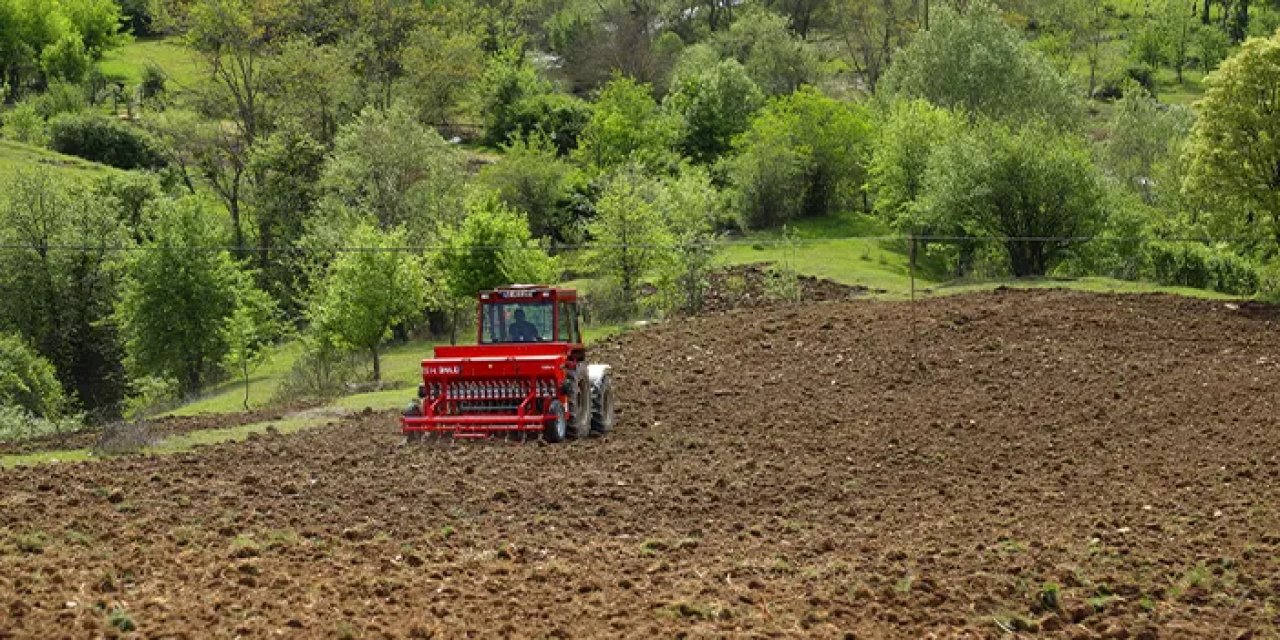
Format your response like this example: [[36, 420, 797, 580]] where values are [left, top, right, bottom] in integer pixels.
[[590, 371, 615, 435], [543, 400, 568, 443], [570, 371, 592, 438]]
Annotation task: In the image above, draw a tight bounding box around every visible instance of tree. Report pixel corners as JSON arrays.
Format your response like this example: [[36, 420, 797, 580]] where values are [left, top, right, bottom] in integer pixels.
[[713, 8, 823, 95], [665, 57, 765, 164], [1157, 0, 1200, 83], [116, 196, 247, 395], [220, 285, 286, 410], [653, 165, 723, 315], [266, 37, 362, 148], [832, 0, 920, 91], [1103, 85, 1193, 203], [1183, 29, 1280, 249], [725, 87, 873, 228], [867, 99, 964, 233], [309, 224, 428, 381], [587, 167, 673, 309], [574, 75, 680, 172], [919, 123, 1106, 277], [318, 103, 466, 237], [398, 25, 484, 127], [0, 332, 65, 417], [478, 133, 583, 242], [436, 193, 558, 341], [0, 172, 131, 416], [879, 1, 1081, 130]]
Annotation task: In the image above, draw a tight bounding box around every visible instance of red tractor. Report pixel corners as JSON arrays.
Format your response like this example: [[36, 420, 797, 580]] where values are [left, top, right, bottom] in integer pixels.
[[401, 285, 616, 442]]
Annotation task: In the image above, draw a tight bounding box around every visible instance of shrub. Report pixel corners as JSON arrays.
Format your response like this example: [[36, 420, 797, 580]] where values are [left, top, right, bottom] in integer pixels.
[[0, 405, 82, 443], [0, 333, 65, 418], [48, 113, 166, 170], [1141, 241, 1259, 295], [1, 103, 48, 145], [502, 92, 592, 155], [140, 64, 167, 100]]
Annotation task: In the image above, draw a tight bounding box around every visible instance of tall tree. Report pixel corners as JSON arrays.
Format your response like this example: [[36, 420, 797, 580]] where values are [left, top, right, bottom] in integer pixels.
[[309, 223, 429, 381], [1184, 29, 1280, 248], [115, 196, 249, 395]]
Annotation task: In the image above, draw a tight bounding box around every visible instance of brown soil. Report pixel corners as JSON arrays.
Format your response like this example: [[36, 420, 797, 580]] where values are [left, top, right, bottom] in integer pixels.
[[0, 403, 320, 456], [700, 262, 870, 313], [2, 289, 1279, 638]]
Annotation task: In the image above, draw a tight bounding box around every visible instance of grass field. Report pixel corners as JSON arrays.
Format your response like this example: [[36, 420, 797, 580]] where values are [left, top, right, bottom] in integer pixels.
[[97, 36, 204, 91], [0, 139, 117, 181]]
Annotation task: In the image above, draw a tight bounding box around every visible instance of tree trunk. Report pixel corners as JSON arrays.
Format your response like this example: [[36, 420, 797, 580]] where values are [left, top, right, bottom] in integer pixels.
[[371, 347, 382, 382], [242, 362, 251, 411], [1202, 0, 1211, 24]]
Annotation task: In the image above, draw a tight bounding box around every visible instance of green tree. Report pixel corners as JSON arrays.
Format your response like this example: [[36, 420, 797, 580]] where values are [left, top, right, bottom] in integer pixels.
[[220, 285, 286, 410], [653, 165, 722, 315], [266, 37, 362, 148], [725, 87, 873, 228], [919, 123, 1106, 277], [0, 172, 130, 415], [319, 103, 466, 236], [477, 47, 551, 146], [0, 332, 65, 418], [1184, 29, 1280, 249], [309, 223, 428, 381], [665, 57, 764, 164], [478, 132, 583, 242], [1103, 85, 1193, 203], [880, 1, 1081, 130], [398, 25, 484, 127], [867, 99, 964, 233], [713, 8, 823, 95], [437, 193, 558, 340], [116, 196, 246, 395], [573, 74, 680, 172], [587, 167, 673, 308]]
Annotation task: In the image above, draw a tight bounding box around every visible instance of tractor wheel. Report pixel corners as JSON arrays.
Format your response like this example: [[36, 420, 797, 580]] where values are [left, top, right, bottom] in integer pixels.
[[589, 370, 615, 435], [403, 401, 423, 444], [570, 371, 592, 438], [543, 400, 568, 443]]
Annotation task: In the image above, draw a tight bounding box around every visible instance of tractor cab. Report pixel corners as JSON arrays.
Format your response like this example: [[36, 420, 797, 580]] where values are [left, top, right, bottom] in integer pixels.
[[478, 286, 583, 348]]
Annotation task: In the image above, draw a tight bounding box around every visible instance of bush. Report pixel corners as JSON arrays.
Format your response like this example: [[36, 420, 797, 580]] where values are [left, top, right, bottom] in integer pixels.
[[1258, 261, 1280, 302], [1141, 241, 1259, 295], [272, 334, 364, 402], [0, 404, 82, 443], [503, 93, 593, 155], [48, 113, 166, 170], [29, 82, 88, 119], [0, 333, 65, 418], [140, 64, 167, 100], [1, 103, 48, 145]]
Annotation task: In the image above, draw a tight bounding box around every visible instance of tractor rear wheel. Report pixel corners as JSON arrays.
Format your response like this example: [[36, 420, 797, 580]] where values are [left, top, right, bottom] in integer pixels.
[[403, 401, 423, 444], [590, 371, 615, 435], [543, 400, 568, 443], [570, 371, 592, 438]]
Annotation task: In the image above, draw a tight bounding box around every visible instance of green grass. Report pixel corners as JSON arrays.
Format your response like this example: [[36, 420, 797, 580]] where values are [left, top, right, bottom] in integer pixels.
[[0, 139, 118, 181], [97, 36, 204, 91], [719, 212, 932, 296]]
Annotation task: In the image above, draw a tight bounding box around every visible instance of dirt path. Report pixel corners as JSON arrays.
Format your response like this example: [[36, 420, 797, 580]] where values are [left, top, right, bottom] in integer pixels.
[[1, 290, 1278, 638]]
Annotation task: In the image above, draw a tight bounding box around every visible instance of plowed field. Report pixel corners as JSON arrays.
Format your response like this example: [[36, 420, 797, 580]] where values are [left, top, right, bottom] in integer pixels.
[[2, 290, 1278, 638]]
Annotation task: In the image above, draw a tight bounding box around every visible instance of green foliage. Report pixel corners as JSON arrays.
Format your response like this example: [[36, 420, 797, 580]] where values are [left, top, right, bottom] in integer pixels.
[[140, 63, 167, 100], [867, 99, 965, 232], [478, 132, 583, 242], [116, 196, 247, 395], [265, 37, 362, 148], [0, 403, 81, 442], [308, 223, 429, 381], [220, 285, 287, 410], [0, 171, 130, 415], [398, 25, 484, 127], [500, 91, 593, 155], [437, 193, 559, 305], [713, 8, 823, 95], [919, 123, 1106, 277], [0, 0, 126, 92], [665, 57, 764, 163], [587, 166, 674, 310], [1, 102, 48, 145], [40, 32, 91, 82], [1103, 85, 1193, 202], [725, 87, 873, 229], [28, 81, 88, 119], [880, 1, 1080, 130], [573, 74, 680, 172], [1194, 24, 1232, 73], [319, 103, 466, 236], [1183, 29, 1280, 253], [478, 48, 556, 147], [651, 165, 723, 315], [1141, 241, 1259, 295], [47, 113, 165, 170], [0, 332, 65, 417]]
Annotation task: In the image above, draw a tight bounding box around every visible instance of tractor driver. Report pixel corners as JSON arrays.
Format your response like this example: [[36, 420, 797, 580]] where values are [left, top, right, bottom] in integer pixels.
[[508, 308, 541, 342]]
